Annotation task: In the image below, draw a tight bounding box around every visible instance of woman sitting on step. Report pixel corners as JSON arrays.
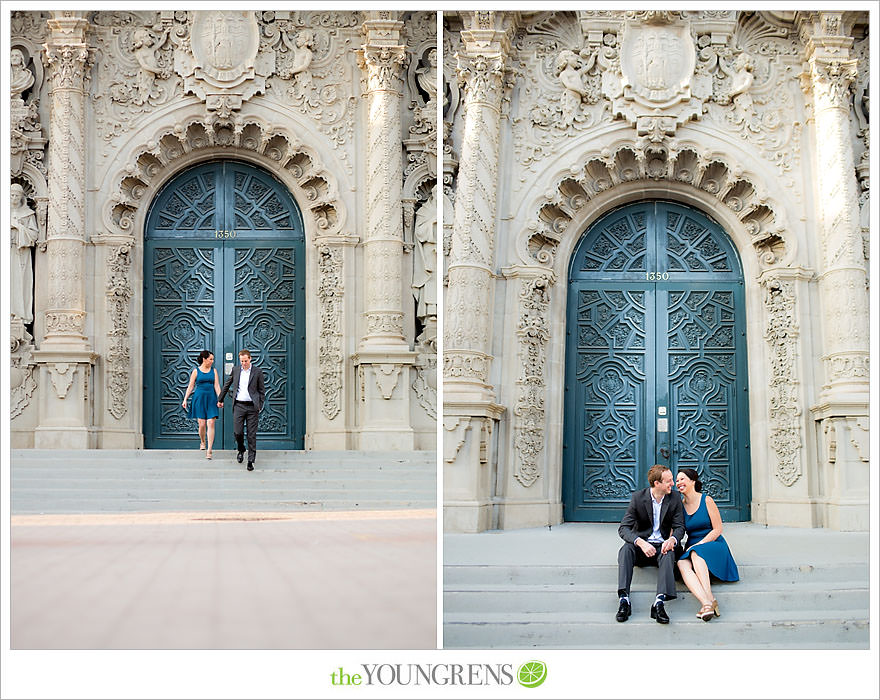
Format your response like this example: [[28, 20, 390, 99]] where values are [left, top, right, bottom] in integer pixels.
[[676, 468, 740, 621]]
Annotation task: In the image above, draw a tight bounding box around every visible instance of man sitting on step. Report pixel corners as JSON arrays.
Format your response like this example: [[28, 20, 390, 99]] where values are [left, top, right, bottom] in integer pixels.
[[615, 464, 685, 624]]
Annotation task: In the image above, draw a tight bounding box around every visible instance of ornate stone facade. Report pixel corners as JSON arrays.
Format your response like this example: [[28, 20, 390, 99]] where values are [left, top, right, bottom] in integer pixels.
[[10, 10, 436, 452], [444, 10, 869, 532]]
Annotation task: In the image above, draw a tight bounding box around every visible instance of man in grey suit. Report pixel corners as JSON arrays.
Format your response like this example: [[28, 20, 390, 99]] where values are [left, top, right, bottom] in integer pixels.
[[616, 464, 685, 624], [217, 349, 266, 471]]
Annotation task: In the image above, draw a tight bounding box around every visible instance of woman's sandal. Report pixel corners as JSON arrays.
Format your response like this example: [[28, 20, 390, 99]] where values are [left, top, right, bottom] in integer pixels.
[[206, 450, 212, 460], [712, 599, 720, 618], [698, 603, 714, 621], [200, 441, 206, 450]]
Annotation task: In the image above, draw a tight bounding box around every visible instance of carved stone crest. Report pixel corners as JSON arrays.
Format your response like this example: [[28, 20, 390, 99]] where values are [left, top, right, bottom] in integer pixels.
[[176, 11, 272, 115], [613, 19, 704, 139], [622, 23, 694, 105]]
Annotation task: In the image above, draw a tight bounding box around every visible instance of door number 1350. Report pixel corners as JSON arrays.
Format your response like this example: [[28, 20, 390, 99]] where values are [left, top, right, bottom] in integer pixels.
[[645, 271, 670, 281]]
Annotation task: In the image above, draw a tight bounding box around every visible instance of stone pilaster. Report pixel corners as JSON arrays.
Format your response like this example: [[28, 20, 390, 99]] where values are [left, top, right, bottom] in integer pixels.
[[800, 11, 869, 530], [443, 12, 515, 531], [354, 13, 417, 449], [802, 12, 869, 401], [33, 11, 96, 448]]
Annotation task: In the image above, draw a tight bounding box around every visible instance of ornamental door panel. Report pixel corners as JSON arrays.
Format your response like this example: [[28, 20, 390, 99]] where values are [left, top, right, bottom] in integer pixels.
[[144, 161, 305, 449], [563, 202, 751, 521]]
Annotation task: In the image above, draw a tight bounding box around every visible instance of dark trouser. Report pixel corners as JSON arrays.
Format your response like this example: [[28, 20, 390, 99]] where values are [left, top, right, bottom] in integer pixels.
[[232, 400, 259, 463], [617, 541, 678, 599]]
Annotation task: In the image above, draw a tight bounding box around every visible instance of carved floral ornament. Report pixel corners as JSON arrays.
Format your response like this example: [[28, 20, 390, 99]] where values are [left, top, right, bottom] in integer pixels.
[[520, 141, 789, 270], [104, 117, 344, 239], [44, 44, 93, 90], [457, 53, 507, 105]]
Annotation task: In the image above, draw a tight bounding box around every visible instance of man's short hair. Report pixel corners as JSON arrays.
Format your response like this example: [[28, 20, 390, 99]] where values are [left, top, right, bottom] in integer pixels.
[[239, 349, 251, 358], [647, 464, 669, 487]]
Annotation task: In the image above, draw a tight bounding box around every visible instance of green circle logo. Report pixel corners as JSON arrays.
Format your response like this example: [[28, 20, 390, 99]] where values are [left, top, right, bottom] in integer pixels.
[[517, 660, 547, 688]]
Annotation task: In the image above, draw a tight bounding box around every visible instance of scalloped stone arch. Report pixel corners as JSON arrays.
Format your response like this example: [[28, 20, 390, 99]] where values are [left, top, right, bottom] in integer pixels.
[[518, 140, 793, 271], [102, 116, 346, 242]]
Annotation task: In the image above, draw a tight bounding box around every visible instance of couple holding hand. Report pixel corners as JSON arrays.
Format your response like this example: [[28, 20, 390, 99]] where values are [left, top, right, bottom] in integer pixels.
[[181, 349, 266, 471]]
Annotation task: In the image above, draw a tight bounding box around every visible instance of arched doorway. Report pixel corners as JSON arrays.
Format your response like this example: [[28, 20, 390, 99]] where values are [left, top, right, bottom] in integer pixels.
[[562, 201, 751, 521], [143, 160, 305, 449]]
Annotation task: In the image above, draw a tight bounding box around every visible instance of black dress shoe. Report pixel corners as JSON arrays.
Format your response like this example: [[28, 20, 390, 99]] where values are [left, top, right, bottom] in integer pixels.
[[650, 601, 670, 624], [615, 599, 631, 622], [247, 461, 254, 471], [237, 450, 244, 463]]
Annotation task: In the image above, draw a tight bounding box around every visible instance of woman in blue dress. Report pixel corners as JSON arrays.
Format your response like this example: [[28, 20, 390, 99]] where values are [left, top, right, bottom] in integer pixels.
[[181, 350, 221, 459], [676, 468, 739, 621]]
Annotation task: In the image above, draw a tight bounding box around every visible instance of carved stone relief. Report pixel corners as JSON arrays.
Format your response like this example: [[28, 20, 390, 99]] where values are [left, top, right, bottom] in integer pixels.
[[105, 242, 133, 419], [11, 42, 47, 178], [92, 12, 180, 142], [91, 11, 359, 172], [508, 11, 804, 186], [104, 117, 343, 240], [11, 323, 38, 420], [700, 12, 804, 185], [316, 245, 343, 420], [761, 276, 802, 486], [513, 273, 553, 487], [524, 141, 788, 270]]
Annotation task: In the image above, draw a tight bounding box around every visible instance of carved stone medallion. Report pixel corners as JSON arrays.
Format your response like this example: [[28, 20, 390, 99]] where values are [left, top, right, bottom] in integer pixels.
[[192, 11, 258, 88], [177, 10, 271, 114], [620, 22, 695, 107], [613, 18, 704, 138]]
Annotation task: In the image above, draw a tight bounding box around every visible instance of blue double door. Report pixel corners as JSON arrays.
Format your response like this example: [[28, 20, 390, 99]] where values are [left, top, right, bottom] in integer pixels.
[[563, 202, 751, 521], [144, 161, 305, 449]]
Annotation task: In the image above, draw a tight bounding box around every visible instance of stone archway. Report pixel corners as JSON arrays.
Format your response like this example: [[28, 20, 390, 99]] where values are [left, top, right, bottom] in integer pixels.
[[494, 138, 809, 529], [95, 116, 352, 448]]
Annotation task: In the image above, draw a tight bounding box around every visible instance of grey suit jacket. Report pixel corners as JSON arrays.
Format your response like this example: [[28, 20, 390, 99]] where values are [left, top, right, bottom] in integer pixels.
[[618, 487, 685, 546], [218, 364, 266, 413]]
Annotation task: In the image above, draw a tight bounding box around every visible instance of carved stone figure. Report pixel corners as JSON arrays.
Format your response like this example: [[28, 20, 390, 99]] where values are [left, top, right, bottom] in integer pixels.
[[131, 27, 169, 105], [10, 184, 39, 323], [11, 48, 34, 99], [412, 184, 438, 322], [555, 49, 589, 124], [288, 30, 315, 93], [728, 52, 755, 118]]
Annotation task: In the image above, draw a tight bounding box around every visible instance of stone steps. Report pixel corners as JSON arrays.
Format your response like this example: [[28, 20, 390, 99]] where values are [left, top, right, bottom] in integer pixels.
[[443, 611, 869, 649], [11, 449, 436, 514], [443, 525, 869, 649], [445, 584, 869, 614]]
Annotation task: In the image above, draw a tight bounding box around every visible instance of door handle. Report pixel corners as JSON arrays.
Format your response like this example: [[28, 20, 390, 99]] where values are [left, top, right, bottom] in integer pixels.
[[660, 447, 670, 459]]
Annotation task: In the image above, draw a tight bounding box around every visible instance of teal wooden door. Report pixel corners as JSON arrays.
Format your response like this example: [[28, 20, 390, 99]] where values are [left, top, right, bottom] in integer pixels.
[[563, 202, 751, 521], [144, 161, 305, 449]]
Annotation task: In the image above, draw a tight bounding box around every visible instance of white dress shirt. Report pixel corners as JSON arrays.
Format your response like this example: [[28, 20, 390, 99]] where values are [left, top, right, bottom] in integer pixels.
[[235, 367, 252, 402], [648, 493, 664, 544]]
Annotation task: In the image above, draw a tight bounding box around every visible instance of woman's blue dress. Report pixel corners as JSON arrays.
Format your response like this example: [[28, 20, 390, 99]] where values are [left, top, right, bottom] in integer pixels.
[[187, 367, 219, 420], [680, 493, 739, 581]]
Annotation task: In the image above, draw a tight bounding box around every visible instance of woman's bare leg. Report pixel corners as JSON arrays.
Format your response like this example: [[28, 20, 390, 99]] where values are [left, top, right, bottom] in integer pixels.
[[206, 418, 216, 454], [691, 553, 714, 603], [677, 558, 711, 606]]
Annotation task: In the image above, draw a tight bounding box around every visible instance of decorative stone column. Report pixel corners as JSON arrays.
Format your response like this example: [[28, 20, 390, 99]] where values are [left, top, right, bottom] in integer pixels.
[[353, 12, 417, 450], [443, 12, 513, 532], [32, 11, 96, 448], [801, 11, 869, 530]]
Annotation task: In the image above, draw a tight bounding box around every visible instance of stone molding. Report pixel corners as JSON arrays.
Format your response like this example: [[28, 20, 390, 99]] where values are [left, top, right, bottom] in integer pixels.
[[103, 240, 134, 420], [759, 271, 806, 487], [316, 244, 344, 420], [508, 269, 555, 488], [102, 117, 344, 240], [521, 139, 790, 271]]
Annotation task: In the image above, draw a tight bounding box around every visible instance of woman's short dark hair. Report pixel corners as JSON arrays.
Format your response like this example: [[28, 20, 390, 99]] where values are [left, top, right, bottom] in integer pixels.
[[679, 467, 702, 492], [197, 350, 213, 364]]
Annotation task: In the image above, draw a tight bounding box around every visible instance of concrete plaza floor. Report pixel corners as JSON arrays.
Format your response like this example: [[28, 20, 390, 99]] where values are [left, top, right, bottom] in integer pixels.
[[11, 509, 436, 649]]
